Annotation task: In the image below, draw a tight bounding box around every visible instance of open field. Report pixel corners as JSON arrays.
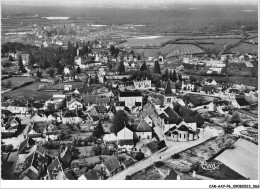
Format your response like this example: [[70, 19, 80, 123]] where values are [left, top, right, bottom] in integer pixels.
[[1, 76, 34, 88], [229, 43, 258, 54], [2, 82, 62, 101], [160, 44, 205, 57], [177, 38, 241, 54], [120, 35, 186, 47], [2, 4, 257, 34]]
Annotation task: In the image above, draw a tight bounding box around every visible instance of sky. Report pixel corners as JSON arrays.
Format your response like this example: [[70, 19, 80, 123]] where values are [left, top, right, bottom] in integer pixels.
[[1, 0, 258, 7]]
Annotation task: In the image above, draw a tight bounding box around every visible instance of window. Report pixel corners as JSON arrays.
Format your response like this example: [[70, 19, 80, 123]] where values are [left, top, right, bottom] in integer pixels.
[[184, 134, 185, 139], [167, 98, 171, 103], [179, 134, 181, 138]]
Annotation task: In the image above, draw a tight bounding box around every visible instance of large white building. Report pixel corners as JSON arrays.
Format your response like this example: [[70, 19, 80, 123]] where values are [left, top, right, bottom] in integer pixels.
[[118, 91, 143, 108], [133, 79, 152, 90]]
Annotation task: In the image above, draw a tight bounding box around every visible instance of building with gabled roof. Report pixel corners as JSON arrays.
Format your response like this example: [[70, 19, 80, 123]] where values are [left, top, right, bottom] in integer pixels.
[[47, 158, 74, 180], [118, 90, 143, 108], [140, 141, 158, 157], [132, 120, 153, 140], [231, 97, 250, 109], [101, 156, 123, 177], [18, 137, 36, 155]]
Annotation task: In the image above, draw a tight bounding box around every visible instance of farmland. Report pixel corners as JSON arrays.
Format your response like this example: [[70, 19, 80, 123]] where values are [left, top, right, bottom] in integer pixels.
[[229, 42, 258, 54], [1, 76, 34, 87], [120, 35, 186, 47], [176, 38, 241, 54], [160, 44, 205, 57], [2, 82, 61, 101]]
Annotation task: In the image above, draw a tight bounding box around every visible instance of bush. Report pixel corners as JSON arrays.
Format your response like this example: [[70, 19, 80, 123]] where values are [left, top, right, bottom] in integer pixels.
[[2, 144, 14, 152], [172, 154, 180, 159], [154, 161, 164, 168]]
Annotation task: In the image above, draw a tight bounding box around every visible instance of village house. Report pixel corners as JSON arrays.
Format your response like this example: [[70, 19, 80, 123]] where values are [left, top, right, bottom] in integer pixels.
[[133, 78, 152, 90], [132, 120, 153, 140], [140, 141, 159, 157], [1, 117, 21, 133], [30, 111, 48, 122], [118, 91, 143, 108], [231, 97, 250, 109], [61, 110, 83, 124], [47, 158, 74, 180], [78, 169, 104, 180], [66, 97, 84, 110], [19, 151, 48, 180], [101, 156, 123, 177], [2, 100, 30, 114], [117, 124, 134, 150], [181, 81, 195, 91]]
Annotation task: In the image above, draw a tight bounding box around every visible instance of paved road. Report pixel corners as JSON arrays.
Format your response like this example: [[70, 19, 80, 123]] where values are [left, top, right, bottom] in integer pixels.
[[109, 127, 221, 180]]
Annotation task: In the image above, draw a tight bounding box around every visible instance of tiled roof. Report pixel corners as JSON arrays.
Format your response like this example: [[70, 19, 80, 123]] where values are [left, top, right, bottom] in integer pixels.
[[164, 168, 178, 180], [145, 141, 158, 152], [163, 107, 183, 125], [94, 105, 107, 113], [18, 137, 35, 154], [47, 159, 63, 180], [132, 120, 152, 132], [178, 125, 189, 131], [103, 156, 121, 172], [118, 139, 134, 146], [119, 91, 142, 97], [84, 170, 99, 180], [83, 94, 110, 105], [235, 97, 250, 106], [32, 122, 48, 133]]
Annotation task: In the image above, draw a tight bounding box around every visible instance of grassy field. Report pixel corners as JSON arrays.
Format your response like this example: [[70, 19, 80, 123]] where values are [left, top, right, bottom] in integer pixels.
[[229, 43, 258, 54], [2, 82, 62, 101], [177, 38, 241, 54], [120, 35, 186, 47], [3, 81, 85, 101], [1, 76, 34, 88]]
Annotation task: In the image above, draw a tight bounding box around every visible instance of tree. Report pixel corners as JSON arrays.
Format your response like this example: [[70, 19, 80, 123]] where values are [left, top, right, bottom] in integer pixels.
[[231, 112, 240, 125], [178, 73, 182, 82], [111, 110, 129, 133], [118, 61, 125, 74], [94, 72, 99, 83], [135, 151, 145, 161], [5, 80, 12, 88], [140, 61, 147, 71], [153, 60, 161, 74], [36, 69, 42, 78], [28, 51, 35, 68], [46, 67, 55, 77], [101, 146, 110, 155], [76, 66, 81, 74], [8, 55, 14, 61], [70, 69, 76, 79], [163, 69, 169, 81], [155, 80, 161, 88], [125, 175, 132, 180], [118, 155, 126, 162], [91, 145, 102, 156], [103, 75, 107, 82], [93, 121, 104, 138], [18, 55, 26, 73], [137, 54, 141, 60], [171, 70, 177, 82]]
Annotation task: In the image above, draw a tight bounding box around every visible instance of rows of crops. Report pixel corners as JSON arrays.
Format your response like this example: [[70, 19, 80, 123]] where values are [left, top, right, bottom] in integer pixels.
[[160, 44, 205, 57]]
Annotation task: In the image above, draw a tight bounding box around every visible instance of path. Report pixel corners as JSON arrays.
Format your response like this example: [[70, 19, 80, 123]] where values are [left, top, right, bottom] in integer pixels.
[[109, 127, 221, 180]]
